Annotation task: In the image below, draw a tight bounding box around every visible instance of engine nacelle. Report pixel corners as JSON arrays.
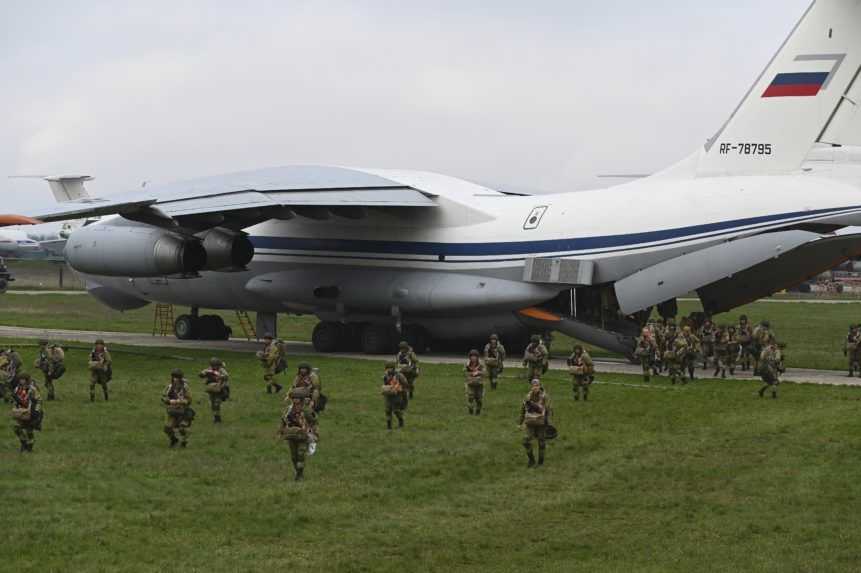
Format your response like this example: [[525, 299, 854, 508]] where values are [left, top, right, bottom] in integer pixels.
[[197, 228, 254, 271], [65, 223, 207, 277]]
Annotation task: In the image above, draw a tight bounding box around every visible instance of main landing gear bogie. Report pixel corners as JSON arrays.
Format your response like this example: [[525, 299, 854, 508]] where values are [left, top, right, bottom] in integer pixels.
[[311, 321, 430, 354], [174, 314, 232, 341]]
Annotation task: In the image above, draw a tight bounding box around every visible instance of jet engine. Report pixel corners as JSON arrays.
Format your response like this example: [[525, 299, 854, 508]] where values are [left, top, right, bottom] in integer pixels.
[[197, 228, 254, 271], [65, 223, 207, 277]]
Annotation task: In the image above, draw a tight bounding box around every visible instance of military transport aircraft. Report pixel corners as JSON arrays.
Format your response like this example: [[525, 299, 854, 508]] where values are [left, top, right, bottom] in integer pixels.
[[5, 0, 861, 355]]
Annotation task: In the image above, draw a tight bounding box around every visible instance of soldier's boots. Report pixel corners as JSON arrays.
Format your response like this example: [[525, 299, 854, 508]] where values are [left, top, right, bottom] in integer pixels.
[[180, 441, 188, 448], [19, 441, 27, 453], [267, 385, 273, 394], [409, 390, 414, 399], [758, 387, 766, 398], [468, 406, 474, 415], [295, 466, 304, 482], [475, 403, 482, 415], [214, 415, 222, 424], [491, 381, 498, 390], [538, 448, 545, 466], [274, 384, 283, 394], [397, 415, 404, 428], [90, 392, 95, 402], [103, 389, 109, 401], [771, 390, 778, 399], [168, 435, 179, 448], [527, 450, 536, 468], [387, 419, 393, 430], [583, 390, 589, 402]]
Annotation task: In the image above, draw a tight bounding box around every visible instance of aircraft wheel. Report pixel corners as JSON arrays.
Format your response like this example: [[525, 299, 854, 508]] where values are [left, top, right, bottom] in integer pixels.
[[0, 279, 7, 294], [198, 315, 230, 340], [361, 324, 395, 354], [312, 321, 343, 353], [338, 323, 364, 352], [174, 314, 198, 340]]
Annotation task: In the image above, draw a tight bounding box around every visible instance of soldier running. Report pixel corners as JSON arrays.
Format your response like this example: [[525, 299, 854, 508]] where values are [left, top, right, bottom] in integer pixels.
[[10, 373, 42, 453], [634, 327, 657, 382], [464, 349, 485, 415], [519, 379, 550, 468], [199, 357, 229, 423], [258, 335, 284, 394], [87, 339, 112, 402], [483, 334, 506, 390], [280, 396, 317, 481], [845, 324, 861, 377], [396, 341, 419, 400], [567, 345, 594, 401], [758, 340, 784, 399], [381, 361, 407, 430], [522, 335, 549, 381], [34, 339, 65, 401], [162, 369, 193, 447]]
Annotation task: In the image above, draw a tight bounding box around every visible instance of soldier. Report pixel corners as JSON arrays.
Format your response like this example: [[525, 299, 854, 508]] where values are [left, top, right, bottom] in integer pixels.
[[845, 324, 861, 377], [396, 341, 419, 399], [0, 352, 10, 403], [198, 357, 229, 423], [1, 346, 22, 397], [737, 315, 754, 371], [699, 319, 716, 369], [666, 331, 690, 385], [652, 318, 666, 373], [717, 325, 740, 378], [483, 334, 506, 390], [381, 361, 407, 430], [567, 345, 594, 401], [518, 379, 550, 468], [464, 349, 485, 415], [10, 373, 42, 453], [751, 320, 773, 373], [34, 339, 65, 401], [162, 368, 193, 447], [522, 334, 549, 381], [289, 363, 322, 411], [682, 326, 701, 380], [257, 335, 284, 394], [279, 396, 317, 481], [634, 327, 657, 382], [712, 325, 727, 378], [758, 340, 784, 399], [87, 339, 112, 402]]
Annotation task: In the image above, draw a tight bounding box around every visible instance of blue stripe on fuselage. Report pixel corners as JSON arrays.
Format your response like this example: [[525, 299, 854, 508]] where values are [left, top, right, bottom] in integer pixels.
[[249, 205, 860, 257]]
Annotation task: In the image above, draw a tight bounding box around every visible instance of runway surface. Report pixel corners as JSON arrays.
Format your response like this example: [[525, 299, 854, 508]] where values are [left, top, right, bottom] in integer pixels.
[[1, 325, 859, 388]]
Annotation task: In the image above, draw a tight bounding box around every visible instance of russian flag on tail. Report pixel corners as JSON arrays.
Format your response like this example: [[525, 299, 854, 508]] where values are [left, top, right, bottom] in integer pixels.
[[762, 71, 830, 98]]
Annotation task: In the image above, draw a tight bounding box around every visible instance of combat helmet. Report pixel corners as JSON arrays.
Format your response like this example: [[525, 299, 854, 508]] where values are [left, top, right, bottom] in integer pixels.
[[384, 360, 397, 369], [468, 349, 480, 357], [398, 340, 410, 350], [171, 368, 184, 379], [297, 362, 311, 372], [530, 334, 541, 343], [209, 357, 222, 367], [489, 333, 499, 341]]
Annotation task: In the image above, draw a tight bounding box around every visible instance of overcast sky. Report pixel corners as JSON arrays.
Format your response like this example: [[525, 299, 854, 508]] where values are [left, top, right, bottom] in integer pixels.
[[0, 0, 811, 213]]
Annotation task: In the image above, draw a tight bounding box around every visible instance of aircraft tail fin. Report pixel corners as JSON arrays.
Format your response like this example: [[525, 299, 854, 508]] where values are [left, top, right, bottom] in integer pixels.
[[697, 0, 861, 177], [44, 176, 93, 202]]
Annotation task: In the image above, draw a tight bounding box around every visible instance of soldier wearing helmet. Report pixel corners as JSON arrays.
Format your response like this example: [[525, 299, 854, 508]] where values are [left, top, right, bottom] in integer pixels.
[[87, 338, 112, 402], [483, 333, 507, 390], [162, 368, 193, 447], [681, 325, 701, 381], [522, 334, 549, 381], [845, 324, 861, 377], [289, 362, 323, 411], [567, 344, 594, 401], [464, 349, 485, 415], [199, 357, 229, 423], [737, 315, 754, 371], [280, 395, 317, 481], [34, 338, 65, 401], [395, 341, 419, 401], [518, 379, 551, 468], [381, 361, 407, 429], [257, 334, 285, 394], [758, 339, 784, 399], [11, 373, 42, 453], [635, 327, 658, 382]]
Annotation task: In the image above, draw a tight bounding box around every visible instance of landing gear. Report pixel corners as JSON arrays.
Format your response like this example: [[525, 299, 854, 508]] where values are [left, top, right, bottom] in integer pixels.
[[312, 322, 345, 352], [361, 324, 396, 354], [174, 313, 231, 340]]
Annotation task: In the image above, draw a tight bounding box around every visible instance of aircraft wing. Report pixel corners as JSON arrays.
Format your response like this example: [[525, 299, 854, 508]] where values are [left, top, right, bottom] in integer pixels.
[[28, 165, 438, 226]]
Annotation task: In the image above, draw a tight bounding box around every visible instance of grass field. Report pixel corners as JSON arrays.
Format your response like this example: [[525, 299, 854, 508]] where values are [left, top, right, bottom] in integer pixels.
[[3, 293, 859, 371], [3, 337, 861, 572]]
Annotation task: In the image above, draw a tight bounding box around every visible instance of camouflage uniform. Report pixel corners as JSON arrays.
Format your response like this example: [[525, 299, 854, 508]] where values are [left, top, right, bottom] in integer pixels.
[[11, 374, 42, 453], [751, 321, 773, 373], [381, 362, 407, 430], [758, 343, 784, 399], [519, 380, 550, 468], [87, 340, 112, 402], [289, 363, 322, 410], [662, 322, 679, 373], [666, 334, 689, 385], [199, 357, 229, 423], [699, 320, 716, 369], [682, 326, 700, 380], [522, 335, 549, 381], [737, 316, 754, 371], [280, 397, 317, 481], [483, 335, 506, 390], [161, 370, 193, 447], [34, 340, 65, 401], [1, 348, 23, 400], [844, 325, 861, 377], [464, 350, 485, 415], [258, 336, 284, 394], [634, 328, 657, 382], [396, 342, 419, 399], [567, 346, 594, 401]]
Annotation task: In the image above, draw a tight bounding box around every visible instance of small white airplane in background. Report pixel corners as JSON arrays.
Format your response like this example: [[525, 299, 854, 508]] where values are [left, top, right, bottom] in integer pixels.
[[5, 0, 861, 355]]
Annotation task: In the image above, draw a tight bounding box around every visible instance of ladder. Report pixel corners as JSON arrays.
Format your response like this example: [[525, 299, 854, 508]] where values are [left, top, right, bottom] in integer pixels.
[[235, 310, 257, 340], [152, 304, 175, 337]]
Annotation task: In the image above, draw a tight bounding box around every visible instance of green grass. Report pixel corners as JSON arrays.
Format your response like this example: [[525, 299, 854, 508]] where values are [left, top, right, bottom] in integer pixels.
[[4, 336, 861, 571], [2, 293, 859, 370]]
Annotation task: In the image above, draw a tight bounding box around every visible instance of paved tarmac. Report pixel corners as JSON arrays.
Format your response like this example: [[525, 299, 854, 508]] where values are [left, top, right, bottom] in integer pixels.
[[1, 325, 859, 387]]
